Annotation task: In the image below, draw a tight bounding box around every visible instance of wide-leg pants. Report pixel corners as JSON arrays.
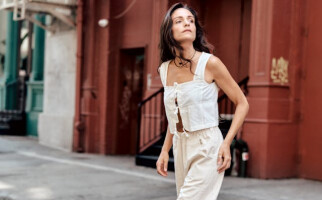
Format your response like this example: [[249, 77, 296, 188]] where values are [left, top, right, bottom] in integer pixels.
[[172, 126, 225, 200]]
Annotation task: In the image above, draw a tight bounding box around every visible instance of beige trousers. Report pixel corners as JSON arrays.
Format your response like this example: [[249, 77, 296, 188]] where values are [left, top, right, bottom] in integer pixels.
[[172, 126, 224, 200]]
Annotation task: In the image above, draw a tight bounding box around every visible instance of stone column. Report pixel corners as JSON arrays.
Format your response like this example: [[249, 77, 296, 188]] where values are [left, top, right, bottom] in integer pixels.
[[38, 20, 77, 151]]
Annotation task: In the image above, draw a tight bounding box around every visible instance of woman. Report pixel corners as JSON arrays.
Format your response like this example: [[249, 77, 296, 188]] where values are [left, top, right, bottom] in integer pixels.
[[156, 2, 249, 200]]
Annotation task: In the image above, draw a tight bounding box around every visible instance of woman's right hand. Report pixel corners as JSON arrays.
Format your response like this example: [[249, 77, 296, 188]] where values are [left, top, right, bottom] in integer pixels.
[[156, 151, 169, 177]]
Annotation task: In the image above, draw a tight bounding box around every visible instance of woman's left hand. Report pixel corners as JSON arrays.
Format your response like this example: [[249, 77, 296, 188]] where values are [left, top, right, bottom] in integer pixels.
[[217, 141, 231, 174]]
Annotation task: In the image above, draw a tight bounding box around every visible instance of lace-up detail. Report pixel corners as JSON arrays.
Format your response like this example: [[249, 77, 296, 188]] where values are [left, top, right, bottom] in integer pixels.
[[172, 81, 190, 138]]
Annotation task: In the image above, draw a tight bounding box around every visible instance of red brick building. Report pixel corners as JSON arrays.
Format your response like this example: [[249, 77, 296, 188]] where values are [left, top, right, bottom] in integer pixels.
[[73, 0, 322, 181]]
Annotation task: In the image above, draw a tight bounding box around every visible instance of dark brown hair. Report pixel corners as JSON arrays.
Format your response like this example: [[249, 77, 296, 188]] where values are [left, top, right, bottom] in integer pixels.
[[158, 2, 214, 71]]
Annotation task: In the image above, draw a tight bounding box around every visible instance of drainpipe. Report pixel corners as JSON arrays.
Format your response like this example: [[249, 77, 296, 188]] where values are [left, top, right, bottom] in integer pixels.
[[73, 0, 85, 152], [30, 14, 45, 81]]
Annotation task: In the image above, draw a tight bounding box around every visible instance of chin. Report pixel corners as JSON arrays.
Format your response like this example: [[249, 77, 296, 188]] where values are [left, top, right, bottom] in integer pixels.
[[177, 37, 195, 43]]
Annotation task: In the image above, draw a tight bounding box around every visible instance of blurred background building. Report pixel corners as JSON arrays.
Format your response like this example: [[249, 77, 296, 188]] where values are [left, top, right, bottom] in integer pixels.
[[0, 0, 321, 182]]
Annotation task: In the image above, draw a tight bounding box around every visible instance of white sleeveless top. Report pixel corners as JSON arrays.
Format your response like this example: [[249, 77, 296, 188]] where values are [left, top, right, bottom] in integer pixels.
[[158, 52, 220, 137]]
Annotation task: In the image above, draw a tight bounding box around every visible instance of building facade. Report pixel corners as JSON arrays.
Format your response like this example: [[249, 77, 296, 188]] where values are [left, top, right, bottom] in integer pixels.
[[73, 0, 322, 181], [0, 0, 321, 181]]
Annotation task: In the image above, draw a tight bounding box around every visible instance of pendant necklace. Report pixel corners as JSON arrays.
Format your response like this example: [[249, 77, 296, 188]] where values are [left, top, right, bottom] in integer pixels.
[[174, 50, 196, 68]]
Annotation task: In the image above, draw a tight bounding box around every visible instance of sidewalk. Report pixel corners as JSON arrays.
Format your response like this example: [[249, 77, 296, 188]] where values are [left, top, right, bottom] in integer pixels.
[[0, 135, 321, 200]]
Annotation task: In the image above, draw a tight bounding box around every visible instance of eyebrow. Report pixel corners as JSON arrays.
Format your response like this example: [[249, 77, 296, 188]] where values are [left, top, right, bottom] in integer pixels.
[[173, 15, 194, 20]]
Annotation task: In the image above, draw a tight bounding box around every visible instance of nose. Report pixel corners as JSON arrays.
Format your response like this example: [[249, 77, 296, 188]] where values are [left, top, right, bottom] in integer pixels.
[[184, 19, 190, 26]]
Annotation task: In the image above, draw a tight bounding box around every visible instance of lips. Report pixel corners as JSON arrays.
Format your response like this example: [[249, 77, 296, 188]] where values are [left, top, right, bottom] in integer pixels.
[[183, 29, 191, 33]]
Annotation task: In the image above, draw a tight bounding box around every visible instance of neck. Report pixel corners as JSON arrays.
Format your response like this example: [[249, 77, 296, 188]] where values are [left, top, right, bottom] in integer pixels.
[[174, 42, 195, 59]]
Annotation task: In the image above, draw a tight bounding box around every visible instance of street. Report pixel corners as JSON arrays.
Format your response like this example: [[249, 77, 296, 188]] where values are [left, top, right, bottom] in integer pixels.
[[0, 136, 321, 200]]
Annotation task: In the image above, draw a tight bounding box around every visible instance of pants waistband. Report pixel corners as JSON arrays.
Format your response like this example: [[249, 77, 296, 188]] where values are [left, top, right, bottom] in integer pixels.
[[174, 126, 218, 138]]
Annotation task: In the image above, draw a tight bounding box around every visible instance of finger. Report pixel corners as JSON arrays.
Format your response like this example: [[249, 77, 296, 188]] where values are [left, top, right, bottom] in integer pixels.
[[217, 153, 223, 166], [223, 155, 231, 168], [164, 159, 168, 172], [218, 155, 231, 173], [217, 155, 229, 172], [162, 161, 168, 176], [217, 160, 225, 172], [217, 154, 224, 171], [156, 161, 164, 176], [159, 162, 167, 176]]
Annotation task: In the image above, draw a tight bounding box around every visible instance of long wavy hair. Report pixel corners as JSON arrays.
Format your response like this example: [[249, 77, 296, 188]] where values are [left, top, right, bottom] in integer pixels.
[[158, 2, 215, 74]]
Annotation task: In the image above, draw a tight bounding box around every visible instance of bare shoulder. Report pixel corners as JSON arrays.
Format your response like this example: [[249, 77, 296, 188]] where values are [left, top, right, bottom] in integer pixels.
[[206, 55, 231, 81], [206, 54, 223, 70], [205, 54, 228, 77]]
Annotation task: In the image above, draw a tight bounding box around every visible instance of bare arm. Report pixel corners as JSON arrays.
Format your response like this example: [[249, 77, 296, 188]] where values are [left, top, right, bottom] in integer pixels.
[[206, 55, 249, 173], [207, 55, 249, 145], [161, 125, 174, 153], [156, 125, 173, 177]]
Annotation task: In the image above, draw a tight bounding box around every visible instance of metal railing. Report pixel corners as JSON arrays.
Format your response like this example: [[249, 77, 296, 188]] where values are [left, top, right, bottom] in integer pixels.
[[0, 76, 27, 134], [136, 87, 167, 154], [218, 76, 249, 120]]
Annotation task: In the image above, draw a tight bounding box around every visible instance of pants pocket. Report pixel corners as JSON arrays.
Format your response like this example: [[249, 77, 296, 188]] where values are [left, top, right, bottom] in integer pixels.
[[198, 129, 218, 159]]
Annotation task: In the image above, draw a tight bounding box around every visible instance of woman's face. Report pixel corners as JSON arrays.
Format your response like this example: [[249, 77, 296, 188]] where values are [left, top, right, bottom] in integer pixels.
[[171, 8, 196, 44]]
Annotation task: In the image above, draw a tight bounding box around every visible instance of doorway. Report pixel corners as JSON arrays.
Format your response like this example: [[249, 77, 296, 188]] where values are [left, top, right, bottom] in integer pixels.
[[116, 48, 145, 154]]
